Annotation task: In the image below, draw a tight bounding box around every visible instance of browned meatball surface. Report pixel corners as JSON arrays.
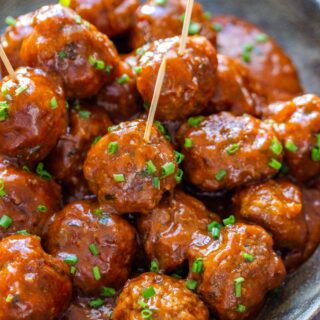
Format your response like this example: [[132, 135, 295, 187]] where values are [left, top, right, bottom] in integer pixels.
[[45, 201, 136, 295], [138, 190, 220, 272], [136, 36, 217, 121], [264, 94, 320, 182], [233, 179, 307, 250], [188, 223, 286, 320], [0, 160, 61, 239], [178, 112, 283, 192], [84, 120, 178, 213], [205, 54, 267, 117], [0, 235, 72, 320], [69, 0, 139, 38], [131, 0, 216, 49], [0, 67, 67, 164], [212, 15, 302, 103], [46, 102, 113, 203], [20, 4, 120, 98], [113, 272, 209, 320]]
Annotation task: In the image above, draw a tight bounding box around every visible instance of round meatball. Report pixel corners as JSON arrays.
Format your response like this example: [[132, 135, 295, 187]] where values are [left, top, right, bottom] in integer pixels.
[[131, 0, 216, 49], [138, 190, 220, 272], [178, 112, 283, 192], [0, 235, 72, 320], [112, 272, 209, 320], [264, 94, 320, 182], [45, 201, 136, 294], [46, 102, 113, 202], [0, 67, 67, 164], [0, 160, 61, 239], [97, 61, 141, 124], [84, 119, 178, 213], [188, 223, 286, 320], [20, 4, 120, 98], [69, 0, 139, 37], [233, 179, 307, 250], [136, 36, 217, 120], [212, 15, 302, 103], [0, 12, 34, 76], [205, 54, 268, 116]]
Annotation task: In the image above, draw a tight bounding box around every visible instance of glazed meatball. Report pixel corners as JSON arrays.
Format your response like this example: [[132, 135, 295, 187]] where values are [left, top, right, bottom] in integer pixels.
[[84, 120, 178, 213], [69, 0, 139, 37], [0, 12, 34, 76], [0, 235, 72, 320], [212, 15, 302, 103], [131, 0, 216, 49], [45, 201, 136, 294], [97, 61, 141, 124], [233, 179, 307, 250], [136, 36, 217, 121], [138, 190, 220, 272], [0, 67, 67, 164], [112, 272, 209, 320], [178, 112, 283, 192], [20, 5, 120, 98], [264, 94, 320, 181], [205, 54, 268, 116], [188, 223, 286, 320], [46, 102, 113, 203], [0, 160, 61, 239]]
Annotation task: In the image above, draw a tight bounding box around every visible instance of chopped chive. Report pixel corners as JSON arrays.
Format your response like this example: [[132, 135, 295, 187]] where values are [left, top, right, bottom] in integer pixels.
[[92, 266, 101, 280], [113, 174, 125, 182], [152, 177, 160, 189], [78, 110, 91, 119], [64, 254, 78, 265], [134, 66, 142, 75], [242, 252, 254, 262], [138, 299, 148, 309], [189, 22, 201, 35], [5, 16, 16, 26], [93, 208, 103, 216], [117, 74, 130, 85], [108, 125, 119, 132], [203, 11, 212, 20], [223, 214, 235, 226], [186, 279, 198, 290], [268, 158, 282, 170], [15, 85, 28, 96], [212, 22, 222, 32], [108, 141, 119, 155], [95, 60, 105, 70], [161, 162, 175, 177], [88, 55, 96, 66], [142, 286, 156, 299], [234, 277, 245, 298], [242, 51, 251, 63], [16, 230, 29, 235], [270, 137, 283, 155], [243, 43, 254, 52], [22, 165, 30, 172], [192, 258, 203, 273], [146, 160, 157, 175], [59, 0, 71, 6], [226, 143, 240, 155], [136, 47, 145, 56], [0, 103, 9, 121], [184, 138, 193, 148], [141, 309, 153, 318], [236, 304, 246, 313], [150, 260, 159, 273], [215, 169, 226, 181], [0, 179, 6, 197], [208, 221, 221, 232], [155, 0, 167, 5], [285, 140, 297, 152], [105, 65, 113, 75], [36, 163, 52, 180], [75, 15, 82, 24], [256, 33, 269, 43], [175, 169, 184, 184], [187, 116, 204, 127], [101, 287, 116, 297], [5, 294, 14, 303], [58, 51, 66, 59], [37, 204, 47, 212], [143, 101, 151, 110], [174, 151, 184, 164], [89, 243, 99, 256], [70, 266, 77, 275], [92, 136, 101, 145], [89, 298, 104, 309], [0, 215, 12, 229], [311, 147, 320, 161], [50, 97, 58, 109]]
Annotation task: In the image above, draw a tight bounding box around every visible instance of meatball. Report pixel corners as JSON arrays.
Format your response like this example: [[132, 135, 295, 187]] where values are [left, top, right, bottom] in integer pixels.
[[188, 223, 286, 320], [0, 67, 67, 164], [233, 179, 307, 250], [112, 272, 209, 320], [45, 201, 136, 294], [97, 61, 141, 124], [45, 102, 113, 203], [178, 112, 283, 192], [0, 12, 34, 76], [0, 235, 72, 320], [212, 15, 302, 103], [205, 54, 268, 116], [264, 94, 320, 182], [20, 4, 120, 98], [138, 190, 220, 272], [0, 160, 61, 239], [136, 36, 217, 121], [131, 0, 216, 49], [69, 0, 139, 38], [84, 120, 178, 213]]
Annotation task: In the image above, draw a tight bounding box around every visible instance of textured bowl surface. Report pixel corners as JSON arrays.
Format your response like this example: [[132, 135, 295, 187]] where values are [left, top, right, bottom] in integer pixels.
[[0, 0, 319, 319]]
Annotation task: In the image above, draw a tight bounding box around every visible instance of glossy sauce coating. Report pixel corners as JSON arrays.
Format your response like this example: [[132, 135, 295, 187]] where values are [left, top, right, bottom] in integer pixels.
[[84, 120, 178, 213], [45, 201, 136, 294], [233, 179, 307, 250], [136, 36, 217, 120], [45, 103, 112, 203], [131, 0, 216, 49], [112, 272, 209, 320], [212, 15, 302, 103], [264, 94, 320, 182], [20, 4, 120, 98], [178, 112, 283, 191], [0, 160, 61, 239], [0, 67, 67, 164], [69, 0, 139, 37], [0, 235, 72, 320], [190, 223, 286, 320]]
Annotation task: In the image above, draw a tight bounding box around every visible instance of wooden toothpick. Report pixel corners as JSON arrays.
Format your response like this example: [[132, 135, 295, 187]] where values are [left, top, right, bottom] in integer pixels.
[[178, 0, 194, 55], [0, 44, 16, 79], [143, 55, 167, 142]]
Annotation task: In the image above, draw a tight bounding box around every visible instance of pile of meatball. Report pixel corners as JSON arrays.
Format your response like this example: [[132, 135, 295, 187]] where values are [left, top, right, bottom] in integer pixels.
[[0, 0, 319, 319]]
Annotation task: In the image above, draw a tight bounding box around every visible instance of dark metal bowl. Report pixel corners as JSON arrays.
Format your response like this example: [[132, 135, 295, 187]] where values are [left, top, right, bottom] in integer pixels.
[[0, 0, 319, 319]]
